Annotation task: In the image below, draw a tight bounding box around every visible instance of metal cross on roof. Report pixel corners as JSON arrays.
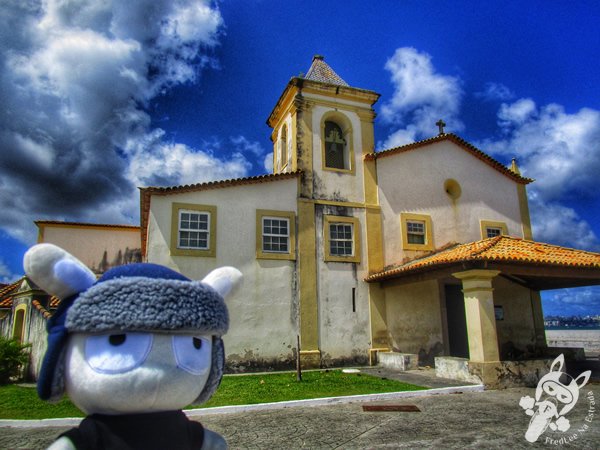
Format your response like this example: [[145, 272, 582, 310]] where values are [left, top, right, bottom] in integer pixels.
[[436, 119, 446, 135]]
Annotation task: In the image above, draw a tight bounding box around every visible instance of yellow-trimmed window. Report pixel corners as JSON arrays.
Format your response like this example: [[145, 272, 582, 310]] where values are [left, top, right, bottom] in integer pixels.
[[256, 210, 296, 260], [480, 220, 508, 239], [12, 304, 27, 343], [324, 215, 361, 263], [171, 203, 216, 257], [401, 213, 434, 251]]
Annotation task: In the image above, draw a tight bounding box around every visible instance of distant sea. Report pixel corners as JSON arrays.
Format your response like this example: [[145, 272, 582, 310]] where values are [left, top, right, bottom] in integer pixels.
[[545, 326, 600, 330]]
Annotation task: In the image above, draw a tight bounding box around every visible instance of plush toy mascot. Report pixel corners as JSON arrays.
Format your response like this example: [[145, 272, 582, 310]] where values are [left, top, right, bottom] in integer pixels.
[[24, 243, 241, 450]]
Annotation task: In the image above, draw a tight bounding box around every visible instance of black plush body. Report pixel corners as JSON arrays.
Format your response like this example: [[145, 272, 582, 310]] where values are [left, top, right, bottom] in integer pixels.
[[60, 411, 204, 450]]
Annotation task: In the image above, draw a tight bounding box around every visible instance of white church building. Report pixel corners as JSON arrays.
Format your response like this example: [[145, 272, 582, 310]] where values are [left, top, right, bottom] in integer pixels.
[[138, 56, 600, 384], [5, 56, 599, 386]]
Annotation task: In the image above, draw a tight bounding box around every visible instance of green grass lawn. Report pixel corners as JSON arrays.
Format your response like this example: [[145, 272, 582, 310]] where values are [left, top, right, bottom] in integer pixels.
[[0, 370, 426, 420]]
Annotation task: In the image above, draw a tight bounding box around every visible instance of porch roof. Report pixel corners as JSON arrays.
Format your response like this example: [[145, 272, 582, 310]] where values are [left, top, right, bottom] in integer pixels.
[[365, 236, 600, 290]]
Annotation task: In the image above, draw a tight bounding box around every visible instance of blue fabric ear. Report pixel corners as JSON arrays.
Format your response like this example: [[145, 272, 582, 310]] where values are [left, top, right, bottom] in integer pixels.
[[37, 294, 78, 400], [54, 259, 96, 294]]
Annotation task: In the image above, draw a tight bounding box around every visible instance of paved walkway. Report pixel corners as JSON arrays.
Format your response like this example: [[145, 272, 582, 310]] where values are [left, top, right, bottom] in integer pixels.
[[1, 371, 598, 449]]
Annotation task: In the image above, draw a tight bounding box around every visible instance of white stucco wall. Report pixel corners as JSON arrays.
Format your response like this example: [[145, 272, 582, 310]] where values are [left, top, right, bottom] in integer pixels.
[[314, 205, 371, 364], [40, 225, 141, 273], [377, 141, 524, 266], [146, 178, 300, 369]]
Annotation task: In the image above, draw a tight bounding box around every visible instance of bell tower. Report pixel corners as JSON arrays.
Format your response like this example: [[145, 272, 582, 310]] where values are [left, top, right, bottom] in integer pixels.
[[267, 55, 380, 202], [266, 56, 382, 368]]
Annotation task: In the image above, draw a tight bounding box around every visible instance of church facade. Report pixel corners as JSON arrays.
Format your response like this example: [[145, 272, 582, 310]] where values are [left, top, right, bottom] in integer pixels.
[[4, 56, 599, 385], [142, 56, 599, 379]]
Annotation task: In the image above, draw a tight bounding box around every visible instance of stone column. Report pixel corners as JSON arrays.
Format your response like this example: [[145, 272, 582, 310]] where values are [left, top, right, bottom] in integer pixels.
[[452, 269, 501, 363]]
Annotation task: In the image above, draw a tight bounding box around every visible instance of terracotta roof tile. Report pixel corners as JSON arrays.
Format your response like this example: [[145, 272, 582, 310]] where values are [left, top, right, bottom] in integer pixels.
[[0, 278, 22, 302], [142, 171, 301, 196], [366, 236, 600, 282], [365, 133, 533, 185], [36, 221, 139, 230], [32, 299, 53, 319]]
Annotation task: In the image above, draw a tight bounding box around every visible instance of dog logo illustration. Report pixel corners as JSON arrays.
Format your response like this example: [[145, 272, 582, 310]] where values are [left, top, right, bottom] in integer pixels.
[[519, 354, 591, 443]]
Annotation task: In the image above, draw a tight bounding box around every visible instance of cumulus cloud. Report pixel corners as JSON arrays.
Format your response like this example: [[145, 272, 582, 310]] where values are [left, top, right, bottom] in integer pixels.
[[379, 47, 463, 149], [475, 82, 515, 102], [477, 98, 600, 251], [229, 135, 266, 158], [0, 258, 19, 284], [542, 287, 600, 316], [0, 0, 250, 244], [529, 195, 599, 251], [483, 99, 600, 203], [126, 130, 252, 187], [263, 152, 274, 173]]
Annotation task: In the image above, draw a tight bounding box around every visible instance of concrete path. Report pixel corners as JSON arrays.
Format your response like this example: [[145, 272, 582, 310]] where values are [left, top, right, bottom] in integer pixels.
[[1, 371, 598, 449]]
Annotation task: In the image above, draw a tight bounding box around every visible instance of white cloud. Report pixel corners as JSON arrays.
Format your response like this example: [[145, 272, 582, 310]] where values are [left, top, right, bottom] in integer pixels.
[[0, 258, 19, 284], [482, 99, 600, 203], [475, 82, 515, 102], [230, 135, 266, 158], [0, 0, 228, 243], [476, 97, 600, 252], [379, 47, 463, 148], [126, 131, 251, 188], [498, 98, 536, 125], [529, 194, 599, 251], [264, 152, 274, 173], [542, 287, 600, 316]]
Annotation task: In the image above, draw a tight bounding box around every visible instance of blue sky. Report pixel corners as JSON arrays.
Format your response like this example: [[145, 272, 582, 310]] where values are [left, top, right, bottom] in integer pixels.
[[1, 1, 599, 316]]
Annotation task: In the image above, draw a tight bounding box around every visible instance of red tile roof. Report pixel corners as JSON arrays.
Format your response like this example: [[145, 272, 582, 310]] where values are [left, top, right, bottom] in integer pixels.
[[0, 277, 58, 317], [32, 299, 53, 319], [366, 235, 600, 282], [36, 221, 140, 230], [0, 279, 22, 306], [365, 133, 533, 185], [141, 171, 301, 196]]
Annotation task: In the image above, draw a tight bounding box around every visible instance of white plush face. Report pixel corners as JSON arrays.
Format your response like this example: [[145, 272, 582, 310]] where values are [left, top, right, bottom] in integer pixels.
[[64, 332, 212, 415]]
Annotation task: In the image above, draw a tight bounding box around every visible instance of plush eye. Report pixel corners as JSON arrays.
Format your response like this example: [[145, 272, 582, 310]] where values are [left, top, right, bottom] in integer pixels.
[[85, 333, 153, 374], [172, 335, 212, 375]]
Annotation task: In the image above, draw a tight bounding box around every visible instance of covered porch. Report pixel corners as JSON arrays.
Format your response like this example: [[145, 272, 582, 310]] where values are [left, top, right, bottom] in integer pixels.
[[366, 235, 600, 387]]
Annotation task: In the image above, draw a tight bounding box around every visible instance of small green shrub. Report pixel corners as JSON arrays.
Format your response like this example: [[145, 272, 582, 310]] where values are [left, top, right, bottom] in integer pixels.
[[0, 336, 31, 384]]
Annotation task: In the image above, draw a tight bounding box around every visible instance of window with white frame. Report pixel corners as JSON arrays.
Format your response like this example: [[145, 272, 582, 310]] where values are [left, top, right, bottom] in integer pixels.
[[170, 203, 216, 257], [479, 220, 508, 240], [178, 210, 210, 250], [324, 215, 361, 263], [406, 220, 426, 245], [262, 216, 289, 253], [400, 212, 434, 251], [256, 210, 296, 260], [329, 222, 354, 256]]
